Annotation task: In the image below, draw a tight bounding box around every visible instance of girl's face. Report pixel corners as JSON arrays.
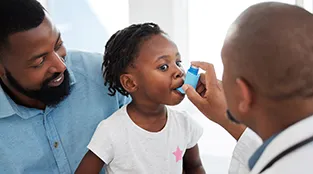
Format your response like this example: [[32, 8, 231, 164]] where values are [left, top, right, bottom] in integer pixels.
[[131, 33, 185, 106]]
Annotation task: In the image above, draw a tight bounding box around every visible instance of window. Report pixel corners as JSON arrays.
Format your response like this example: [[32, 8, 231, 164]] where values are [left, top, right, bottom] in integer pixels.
[[47, 0, 129, 53]]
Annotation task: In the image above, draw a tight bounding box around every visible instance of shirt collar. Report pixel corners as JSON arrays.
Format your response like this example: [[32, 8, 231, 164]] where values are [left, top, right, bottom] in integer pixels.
[[0, 68, 76, 119], [68, 68, 76, 86], [248, 133, 279, 170]]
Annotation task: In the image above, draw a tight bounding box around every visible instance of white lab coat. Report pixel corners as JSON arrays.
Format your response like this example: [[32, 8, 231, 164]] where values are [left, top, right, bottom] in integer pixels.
[[228, 128, 262, 174], [228, 116, 313, 174]]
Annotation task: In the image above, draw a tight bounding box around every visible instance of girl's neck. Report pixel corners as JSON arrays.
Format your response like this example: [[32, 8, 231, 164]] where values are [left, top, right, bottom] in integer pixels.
[[127, 100, 167, 132], [128, 100, 166, 117]]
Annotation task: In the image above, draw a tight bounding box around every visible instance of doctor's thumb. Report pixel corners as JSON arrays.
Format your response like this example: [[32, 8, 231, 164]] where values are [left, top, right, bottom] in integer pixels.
[[182, 84, 202, 107]]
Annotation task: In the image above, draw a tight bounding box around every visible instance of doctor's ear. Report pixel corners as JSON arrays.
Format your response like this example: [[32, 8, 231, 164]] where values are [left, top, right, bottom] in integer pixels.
[[236, 78, 253, 113], [120, 74, 138, 94]]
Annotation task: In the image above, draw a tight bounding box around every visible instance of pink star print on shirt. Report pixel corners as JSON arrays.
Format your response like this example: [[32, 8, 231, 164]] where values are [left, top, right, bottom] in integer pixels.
[[172, 146, 183, 162]]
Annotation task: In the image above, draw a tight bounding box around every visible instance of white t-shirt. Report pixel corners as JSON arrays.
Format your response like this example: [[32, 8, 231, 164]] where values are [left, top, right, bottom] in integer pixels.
[[87, 105, 203, 174]]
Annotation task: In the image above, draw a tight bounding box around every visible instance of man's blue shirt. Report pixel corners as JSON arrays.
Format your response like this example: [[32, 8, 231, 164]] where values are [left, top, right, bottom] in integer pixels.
[[0, 50, 130, 174]]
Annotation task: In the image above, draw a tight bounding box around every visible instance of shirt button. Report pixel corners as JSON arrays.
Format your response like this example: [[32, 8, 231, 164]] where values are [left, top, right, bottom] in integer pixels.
[[54, 142, 59, 148]]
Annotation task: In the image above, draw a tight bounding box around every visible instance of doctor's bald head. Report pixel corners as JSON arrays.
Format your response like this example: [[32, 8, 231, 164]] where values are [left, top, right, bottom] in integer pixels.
[[222, 2, 313, 101], [220, 2, 313, 133]]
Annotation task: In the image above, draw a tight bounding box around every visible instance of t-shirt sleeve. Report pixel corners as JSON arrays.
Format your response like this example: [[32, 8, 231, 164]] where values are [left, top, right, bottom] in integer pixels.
[[183, 111, 204, 149], [87, 120, 114, 164]]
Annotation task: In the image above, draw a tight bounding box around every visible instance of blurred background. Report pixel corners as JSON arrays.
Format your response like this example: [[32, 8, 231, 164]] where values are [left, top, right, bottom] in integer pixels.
[[37, 0, 312, 173]]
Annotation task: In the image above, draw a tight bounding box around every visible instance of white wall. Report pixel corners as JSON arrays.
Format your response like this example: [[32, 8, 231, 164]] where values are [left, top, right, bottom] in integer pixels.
[[129, 0, 190, 62], [37, 0, 48, 8]]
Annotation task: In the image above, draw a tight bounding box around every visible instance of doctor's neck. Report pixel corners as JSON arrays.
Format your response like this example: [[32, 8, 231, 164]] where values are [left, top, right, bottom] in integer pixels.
[[249, 98, 313, 141]]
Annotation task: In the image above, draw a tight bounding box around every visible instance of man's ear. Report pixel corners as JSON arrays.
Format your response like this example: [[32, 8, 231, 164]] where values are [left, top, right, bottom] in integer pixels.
[[236, 78, 253, 113], [120, 74, 138, 94]]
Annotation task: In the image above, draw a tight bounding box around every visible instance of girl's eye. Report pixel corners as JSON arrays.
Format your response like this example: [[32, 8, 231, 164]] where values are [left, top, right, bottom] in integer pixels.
[[159, 64, 169, 71], [176, 61, 182, 67]]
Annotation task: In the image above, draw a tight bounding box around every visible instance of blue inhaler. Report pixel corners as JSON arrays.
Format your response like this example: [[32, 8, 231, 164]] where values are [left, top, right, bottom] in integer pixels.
[[177, 65, 200, 94]]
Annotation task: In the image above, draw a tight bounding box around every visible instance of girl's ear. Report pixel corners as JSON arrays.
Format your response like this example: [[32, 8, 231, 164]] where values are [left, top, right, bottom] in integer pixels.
[[120, 74, 138, 93]]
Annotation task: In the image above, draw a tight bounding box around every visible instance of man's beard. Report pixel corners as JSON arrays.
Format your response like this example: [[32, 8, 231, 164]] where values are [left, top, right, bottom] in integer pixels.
[[4, 68, 71, 107], [226, 109, 241, 124]]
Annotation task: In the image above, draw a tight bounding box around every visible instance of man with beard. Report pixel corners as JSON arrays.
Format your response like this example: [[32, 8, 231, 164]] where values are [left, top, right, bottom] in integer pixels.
[[0, 0, 129, 173]]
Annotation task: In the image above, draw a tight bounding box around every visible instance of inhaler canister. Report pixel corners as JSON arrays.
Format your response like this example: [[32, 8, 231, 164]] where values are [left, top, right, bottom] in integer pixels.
[[177, 65, 200, 94]]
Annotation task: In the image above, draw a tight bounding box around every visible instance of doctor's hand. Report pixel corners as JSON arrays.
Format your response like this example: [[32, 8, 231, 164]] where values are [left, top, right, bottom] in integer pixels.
[[182, 61, 227, 125], [182, 61, 246, 140]]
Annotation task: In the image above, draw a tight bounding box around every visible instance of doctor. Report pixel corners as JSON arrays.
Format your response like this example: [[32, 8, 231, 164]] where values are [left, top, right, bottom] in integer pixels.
[[183, 2, 313, 174]]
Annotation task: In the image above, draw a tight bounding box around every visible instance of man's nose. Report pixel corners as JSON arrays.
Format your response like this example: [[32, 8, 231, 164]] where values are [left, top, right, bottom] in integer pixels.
[[48, 52, 66, 74]]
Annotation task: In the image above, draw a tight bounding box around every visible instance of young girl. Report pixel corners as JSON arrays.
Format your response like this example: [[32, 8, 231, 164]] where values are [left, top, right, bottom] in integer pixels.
[[75, 23, 205, 174]]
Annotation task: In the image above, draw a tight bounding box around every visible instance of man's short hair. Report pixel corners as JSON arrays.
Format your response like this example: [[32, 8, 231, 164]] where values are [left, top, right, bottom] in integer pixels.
[[0, 0, 46, 60]]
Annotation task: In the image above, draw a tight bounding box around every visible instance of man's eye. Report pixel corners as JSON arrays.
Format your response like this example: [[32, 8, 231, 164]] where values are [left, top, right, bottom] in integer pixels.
[[55, 42, 63, 51], [32, 57, 45, 68], [159, 64, 169, 71]]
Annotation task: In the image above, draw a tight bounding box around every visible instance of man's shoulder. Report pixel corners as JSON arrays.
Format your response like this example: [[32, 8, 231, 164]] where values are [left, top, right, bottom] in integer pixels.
[[65, 50, 103, 71], [65, 50, 104, 86]]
